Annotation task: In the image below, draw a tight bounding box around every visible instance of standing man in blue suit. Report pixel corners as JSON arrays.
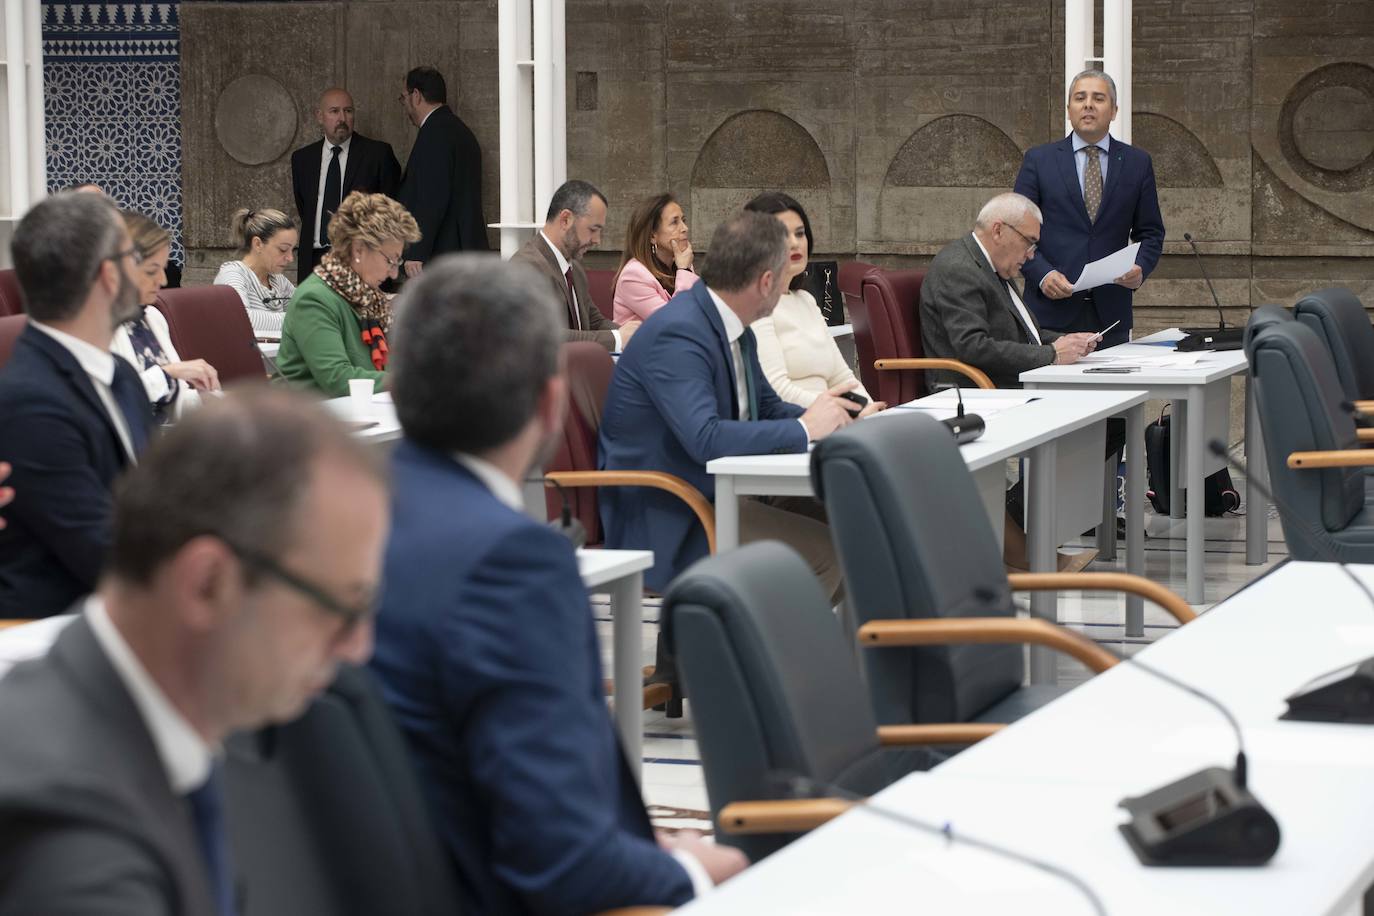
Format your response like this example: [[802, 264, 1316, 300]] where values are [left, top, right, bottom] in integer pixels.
[[0, 192, 153, 618], [599, 211, 871, 600], [1014, 69, 1165, 348], [372, 255, 746, 915]]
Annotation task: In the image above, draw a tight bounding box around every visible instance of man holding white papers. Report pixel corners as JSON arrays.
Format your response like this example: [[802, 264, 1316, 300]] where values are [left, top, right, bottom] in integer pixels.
[[1013, 69, 1164, 348]]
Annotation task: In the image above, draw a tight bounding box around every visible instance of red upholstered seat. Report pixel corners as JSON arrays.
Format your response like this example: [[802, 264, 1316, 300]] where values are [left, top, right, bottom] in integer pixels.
[[837, 261, 876, 390], [155, 286, 267, 384], [584, 268, 616, 320], [856, 268, 928, 404], [544, 342, 614, 545], [0, 314, 26, 368], [0, 270, 24, 317]]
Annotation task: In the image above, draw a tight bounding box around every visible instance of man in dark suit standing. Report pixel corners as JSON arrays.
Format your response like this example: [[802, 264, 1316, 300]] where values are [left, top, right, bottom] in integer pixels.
[[0, 387, 387, 915], [599, 211, 863, 597], [396, 66, 488, 278], [372, 256, 745, 914], [510, 179, 638, 351], [1014, 69, 1165, 348], [920, 192, 1098, 390], [0, 192, 154, 618], [290, 87, 402, 284]]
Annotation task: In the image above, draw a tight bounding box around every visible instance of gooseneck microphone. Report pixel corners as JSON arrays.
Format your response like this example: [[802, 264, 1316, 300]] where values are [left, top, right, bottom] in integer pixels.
[[529, 475, 587, 549], [775, 773, 1106, 915], [1177, 232, 1245, 352], [934, 383, 986, 444], [1208, 438, 1374, 724]]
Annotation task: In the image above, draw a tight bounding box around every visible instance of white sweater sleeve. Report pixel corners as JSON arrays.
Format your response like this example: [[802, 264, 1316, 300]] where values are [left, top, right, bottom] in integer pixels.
[[751, 312, 820, 408]]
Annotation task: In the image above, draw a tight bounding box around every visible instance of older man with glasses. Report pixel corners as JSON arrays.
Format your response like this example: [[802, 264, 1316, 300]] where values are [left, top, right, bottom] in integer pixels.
[[0, 386, 388, 915], [0, 191, 153, 618]]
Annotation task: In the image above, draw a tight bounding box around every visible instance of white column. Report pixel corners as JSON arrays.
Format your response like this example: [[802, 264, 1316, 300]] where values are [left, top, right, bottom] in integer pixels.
[[550, 0, 566, 190], [22, 0, 41, 202], [532, 0, 554, 224], [1063, 0, 1094, 137], [4, 0, 30, 217], [1102, 0, 1132, 143]]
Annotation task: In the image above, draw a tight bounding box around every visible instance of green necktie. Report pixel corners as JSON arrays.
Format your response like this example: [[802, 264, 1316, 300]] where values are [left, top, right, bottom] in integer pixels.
[[738, 330, 759, 421]]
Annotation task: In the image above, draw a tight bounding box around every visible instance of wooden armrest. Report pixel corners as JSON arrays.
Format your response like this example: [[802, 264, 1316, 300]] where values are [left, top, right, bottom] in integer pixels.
[[546, 471, 716, 554], [858, 617, 1119, 673], [1353, 400, 1374, 414], [1357, 428, 1374, 443], [877, 723, 1002, 745], [718, 799, 853, 835], [1287, 450, 1374, 469], [873, 358, 994, 390], [0, 619, 34, 631], [1007, 572, 1196, 624]]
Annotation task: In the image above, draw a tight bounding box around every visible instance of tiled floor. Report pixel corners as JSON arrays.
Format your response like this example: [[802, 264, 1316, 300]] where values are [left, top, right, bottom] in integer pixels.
[[592, 476, 1288, 834]]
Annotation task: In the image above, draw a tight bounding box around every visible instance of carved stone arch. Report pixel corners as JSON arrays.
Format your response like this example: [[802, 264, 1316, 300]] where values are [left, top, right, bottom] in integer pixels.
[[690, 109, 831, 189], [1133, 113, 1224, 188], [883, 115, 1023, 188]]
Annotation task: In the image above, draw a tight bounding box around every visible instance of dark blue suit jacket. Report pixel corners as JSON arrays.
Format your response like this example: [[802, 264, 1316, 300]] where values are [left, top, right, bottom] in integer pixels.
[[0, 325, 151, 618], [1013, 134, 1165, 334], [598, 281, 806, 590], [370, 440, 692, 916]]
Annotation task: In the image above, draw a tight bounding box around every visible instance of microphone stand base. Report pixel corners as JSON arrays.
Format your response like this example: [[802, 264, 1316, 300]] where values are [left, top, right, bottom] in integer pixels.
[[1177, 328, 1245, 352], [1118, 766, 1280, 866]]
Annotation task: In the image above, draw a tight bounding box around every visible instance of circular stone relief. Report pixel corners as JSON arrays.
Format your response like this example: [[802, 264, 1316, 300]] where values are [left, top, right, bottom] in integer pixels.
[[214, 75, 298, 166], [1279, 62, 1374, 192]]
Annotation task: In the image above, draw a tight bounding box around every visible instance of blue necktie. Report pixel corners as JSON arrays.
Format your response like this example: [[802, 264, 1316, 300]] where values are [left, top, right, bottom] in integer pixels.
[[186, 763, 237, 916], [737, 330, 759, 421], [109, 365, 150, 456]]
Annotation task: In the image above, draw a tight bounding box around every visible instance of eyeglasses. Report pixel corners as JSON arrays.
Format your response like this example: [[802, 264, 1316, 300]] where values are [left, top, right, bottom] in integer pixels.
[[372, 246, 401, 271], [1003, 222, 1039, 256], [110, 246, 144, 266], [226, 542, 376, 635]]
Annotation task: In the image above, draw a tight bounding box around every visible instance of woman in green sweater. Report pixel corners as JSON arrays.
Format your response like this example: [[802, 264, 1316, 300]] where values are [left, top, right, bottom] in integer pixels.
[[277, 191, 421, 397]]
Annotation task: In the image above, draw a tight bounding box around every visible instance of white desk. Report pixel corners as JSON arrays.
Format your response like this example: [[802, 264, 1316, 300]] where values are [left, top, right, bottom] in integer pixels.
[[827, 323, 852, 339], [1021, 329, 1265, 605], [578, 548, 655, 785], [707, 388, 1149, 679], [324, 391, 402, 446], [681, 562, 1374, 915]]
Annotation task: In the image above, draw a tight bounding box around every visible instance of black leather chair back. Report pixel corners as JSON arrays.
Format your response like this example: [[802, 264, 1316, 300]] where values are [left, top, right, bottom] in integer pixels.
[[1248, 320, 1367, 560], [664, 542, 917, 862], [811, 412, 1020, 726], [1242, 304, 1292, 354], [225, 665, 462, 915], [1293, 287, 1374, 403]]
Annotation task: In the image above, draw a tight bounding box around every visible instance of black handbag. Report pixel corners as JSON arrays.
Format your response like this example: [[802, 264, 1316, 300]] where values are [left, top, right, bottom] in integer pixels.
[[1144, 406, 1240, 517], [798, 259, 845, 326]]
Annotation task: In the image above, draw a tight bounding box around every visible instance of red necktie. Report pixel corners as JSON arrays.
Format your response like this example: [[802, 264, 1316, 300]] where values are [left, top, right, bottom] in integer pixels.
[[564, 267, 581, 330]]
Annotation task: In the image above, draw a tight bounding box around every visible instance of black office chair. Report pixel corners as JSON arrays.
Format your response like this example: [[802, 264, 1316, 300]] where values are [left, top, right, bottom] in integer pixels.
[[225, 665, 462, 916], [1247, 319, 1374, 563], [663, 541, 1118, 862], [810, 412, 1193, 728], [1293, 288, 1374, 415], [1243, 303, 1293, 353]]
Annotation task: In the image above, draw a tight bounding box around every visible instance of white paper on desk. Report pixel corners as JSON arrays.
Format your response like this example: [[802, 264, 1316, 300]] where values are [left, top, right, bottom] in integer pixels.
[[1069, 242, 1141, 293]]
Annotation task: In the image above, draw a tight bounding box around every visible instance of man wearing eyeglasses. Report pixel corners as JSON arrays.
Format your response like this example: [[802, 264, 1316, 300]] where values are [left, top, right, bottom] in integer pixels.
[[920, 191, 1100, 392], [0, 191, 153, 619], [0, 387, 386, 915]]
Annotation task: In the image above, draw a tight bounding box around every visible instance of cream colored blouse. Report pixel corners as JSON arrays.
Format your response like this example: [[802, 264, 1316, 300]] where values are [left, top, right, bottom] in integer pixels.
[[751, 288, 870, 408]]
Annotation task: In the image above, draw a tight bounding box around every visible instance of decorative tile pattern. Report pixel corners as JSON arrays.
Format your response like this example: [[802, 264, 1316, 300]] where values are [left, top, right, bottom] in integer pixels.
[[42, 2, 184, 262]]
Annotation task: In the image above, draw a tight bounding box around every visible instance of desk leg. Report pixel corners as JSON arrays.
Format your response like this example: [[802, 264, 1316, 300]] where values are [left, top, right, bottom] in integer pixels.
[[1170, 399, 1186, 520], [1186, 387, 1206, 605], [610, 572, 644, 787], [716, 477, 739, 553], [1097, 446, 1117, 562], [1125, 404, 1145, 638], [1028, 439, 1058, 685], [1245, 376, 1269, 565]]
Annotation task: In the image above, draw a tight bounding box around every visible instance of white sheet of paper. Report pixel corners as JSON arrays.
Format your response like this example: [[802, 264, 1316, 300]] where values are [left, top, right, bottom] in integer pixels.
[[1069, 242, 1141, 292]]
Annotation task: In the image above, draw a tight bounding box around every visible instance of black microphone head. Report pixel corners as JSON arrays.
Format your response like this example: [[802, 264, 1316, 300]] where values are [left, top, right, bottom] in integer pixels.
[[1183, 232, 1194, 242], [1207, 438, 1229, 459]]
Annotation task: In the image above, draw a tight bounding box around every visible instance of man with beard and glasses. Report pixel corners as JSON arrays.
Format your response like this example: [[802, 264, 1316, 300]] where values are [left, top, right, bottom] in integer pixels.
[[0, 192, 153, 618], [511, 179, 639, 352], [371, 256, 745, 915]]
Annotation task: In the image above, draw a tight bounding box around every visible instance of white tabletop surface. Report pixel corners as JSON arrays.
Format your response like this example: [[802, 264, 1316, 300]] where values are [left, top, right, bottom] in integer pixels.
[[706, 387, 1148, 478], [258, 341, 280, 358], [324, 391, 402, 443], [1020, 328, 1249, 387], [577, 549, 654, 590], [681, 562, 1374, 916], [828, 323, 852, 339]]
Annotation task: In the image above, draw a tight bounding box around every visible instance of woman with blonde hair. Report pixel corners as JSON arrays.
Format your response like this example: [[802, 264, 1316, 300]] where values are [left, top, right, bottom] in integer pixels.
[[276, 191, 421, 396], [611, 193, 697, 323], [111, 211, 220, 423], [213, 208, 299, 339]]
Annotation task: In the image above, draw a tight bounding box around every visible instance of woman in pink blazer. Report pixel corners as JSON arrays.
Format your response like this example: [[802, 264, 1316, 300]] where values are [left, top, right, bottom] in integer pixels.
[[612, 193, 698, 323]]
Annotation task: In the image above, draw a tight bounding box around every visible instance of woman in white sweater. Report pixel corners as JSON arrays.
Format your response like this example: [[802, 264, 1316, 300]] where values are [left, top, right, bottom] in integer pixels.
[[744, 192, 878, 409], [214, 208, 298, 339]]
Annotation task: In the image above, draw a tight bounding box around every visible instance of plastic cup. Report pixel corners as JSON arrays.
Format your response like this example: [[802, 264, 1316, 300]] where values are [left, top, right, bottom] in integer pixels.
[[349, 378, 375, 416]]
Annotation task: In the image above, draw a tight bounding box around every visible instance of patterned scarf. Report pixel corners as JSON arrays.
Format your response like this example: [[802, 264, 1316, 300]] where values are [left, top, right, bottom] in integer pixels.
[[314, 250, 391, 370]]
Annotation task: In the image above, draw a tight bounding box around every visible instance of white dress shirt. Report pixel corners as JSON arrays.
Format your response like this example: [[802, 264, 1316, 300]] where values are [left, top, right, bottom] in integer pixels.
[[1073, 131, 1111, 194], [539, 231, 621, 350], [30, 320, 138, 462], [971, 233, 1041, 345], [314, 135, 353, 249], [86, 595, 214, 794], [453, 449, 713, 898]]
